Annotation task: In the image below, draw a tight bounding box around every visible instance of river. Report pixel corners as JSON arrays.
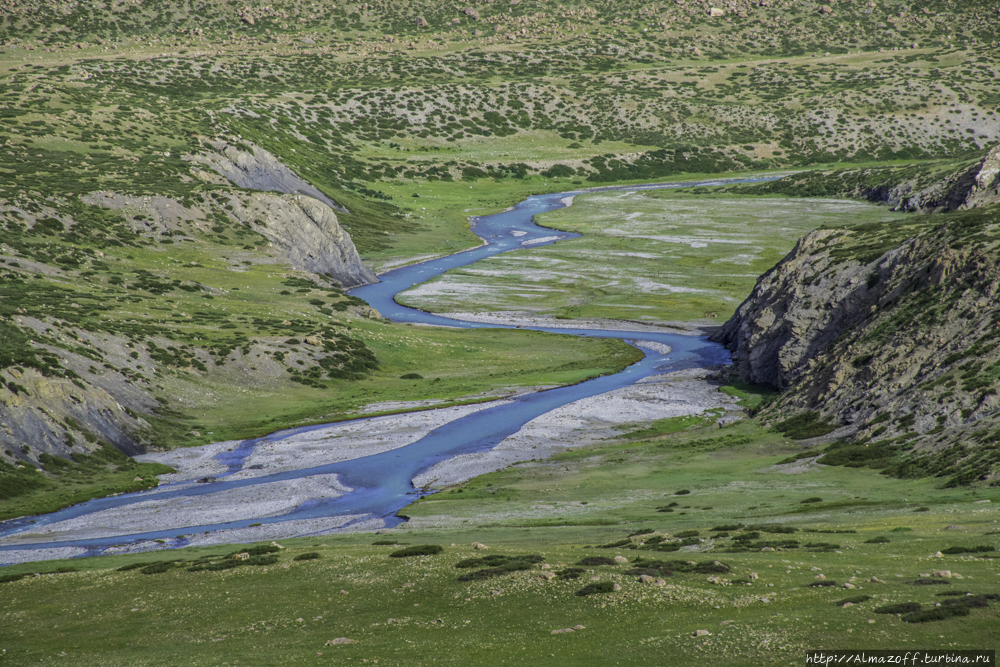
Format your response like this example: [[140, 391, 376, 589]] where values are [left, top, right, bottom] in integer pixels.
[[0, 177, 773, 564]]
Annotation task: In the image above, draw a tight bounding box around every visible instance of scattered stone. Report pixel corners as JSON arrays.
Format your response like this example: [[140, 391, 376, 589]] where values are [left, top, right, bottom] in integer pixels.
[[270, 542, 284, 549], [708, 7, 725, 17], [613, 556, 628, 564], [639, 574, 655, 584], [843, 583, 856, 590], [694, 629, 711, 637], [463, 7, 480, 20], [414, 16, 428, 27], [748, 572, 759, 580], [933, 551, 944, 558], [133, 476, 143, 482], [573, 625, 585, 630], [304, 336, 322, 346], [654, 578, 666, 586], [471, 542, 489, 550], [719, 620, 734, 626], [933, 570, 952, 578], [537, 571, 556, 580], [233, 552, 250, 561], [815, 574, 826, 580], [326, 638, 355, 645], [338, 590, 348, 595], [819, 5, 833, 15], [612, 583, 622, 591], [842, 602, 854, 608], [551, 628, 574, 634], [944, 525, 964, 530], [761, 547, 775, 552], [870, 577, 885, 584]]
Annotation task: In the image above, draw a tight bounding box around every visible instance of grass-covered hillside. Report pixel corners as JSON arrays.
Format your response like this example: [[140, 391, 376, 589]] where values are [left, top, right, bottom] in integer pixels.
[[1, 0, 999, 532]]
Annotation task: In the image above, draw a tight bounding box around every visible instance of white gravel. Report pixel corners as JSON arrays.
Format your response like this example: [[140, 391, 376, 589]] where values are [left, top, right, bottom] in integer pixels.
[[0, 546, 88, 566], [412, 367, 741, 488], [136, 440, 241, 484], [1, 474, 350, 545], [437, 311, 710, 334]]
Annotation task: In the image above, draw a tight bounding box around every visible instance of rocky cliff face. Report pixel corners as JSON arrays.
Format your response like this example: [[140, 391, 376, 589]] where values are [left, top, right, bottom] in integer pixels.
[[236, 192, 376, 288], [868, 146, 1000, 212], [713, 204, 1000, 486], [188, 139, 348, 213]]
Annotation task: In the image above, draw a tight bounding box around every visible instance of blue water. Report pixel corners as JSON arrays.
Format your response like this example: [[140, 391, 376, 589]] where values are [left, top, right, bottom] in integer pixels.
[[0, 176, 773, 558]]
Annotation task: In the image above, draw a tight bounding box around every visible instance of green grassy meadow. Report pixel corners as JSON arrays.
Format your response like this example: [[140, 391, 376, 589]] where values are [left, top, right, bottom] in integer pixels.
[[3, 410, 998, 665], [397, 192, 908, 322]]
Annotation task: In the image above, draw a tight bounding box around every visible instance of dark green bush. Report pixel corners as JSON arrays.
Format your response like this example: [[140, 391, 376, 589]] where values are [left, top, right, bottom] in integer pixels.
[[800, 497, 823, 504], [774, 412, 838, 439], [575, 582, 616, 596], [577, 556, 617, 566], [902, 605, 970, 623], [864, 536, 891, 544], [0, 573, 29, 583], [293, 552, 321, 561], [875, 602, 922, 614], [913, 579, 951, 586], [390, 544, 443, 558], [140, 561, 176, 575], [940, 545, 995, 554], [556, 567, 586, 580], [809, 580, 838, 587]]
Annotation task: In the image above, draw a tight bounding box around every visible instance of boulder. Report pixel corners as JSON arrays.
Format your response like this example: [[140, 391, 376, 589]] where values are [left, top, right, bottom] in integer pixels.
[[325, 638, 355, 645]]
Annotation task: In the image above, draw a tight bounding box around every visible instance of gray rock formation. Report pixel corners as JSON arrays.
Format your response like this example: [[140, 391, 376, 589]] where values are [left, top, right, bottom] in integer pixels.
[[868, 145, 1000, 212], [187, 139, 348, 213], [712, 202, 1000, 484], [235, 193, 377, 288]]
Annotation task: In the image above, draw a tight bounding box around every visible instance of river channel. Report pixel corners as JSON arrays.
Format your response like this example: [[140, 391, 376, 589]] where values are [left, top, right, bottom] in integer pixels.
[[0, 177, 772, 563]]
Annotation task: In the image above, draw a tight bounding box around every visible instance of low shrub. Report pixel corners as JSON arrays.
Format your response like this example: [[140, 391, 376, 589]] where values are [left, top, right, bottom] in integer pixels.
[[800, 497, 823, 504], [711, 524, 743, 532], [577, 557, 617, 566], [674, 530, 700, 538], [293, 552, 320, 561], [140, 561, 176, 575], [389, 545, 443, 558], [913, 579, 951, 586], [902, 606, 970, 623], [940, 545, 995, 554], [942, 595, 990, 609], [875, 602, 922, 614], [556, 567, 586, 580], [864, 536, 891, 544], [575, 582, 616, 597], [809, 580, 838, 587], [0, 573, 29, 583], [372, 540, 407, 546]]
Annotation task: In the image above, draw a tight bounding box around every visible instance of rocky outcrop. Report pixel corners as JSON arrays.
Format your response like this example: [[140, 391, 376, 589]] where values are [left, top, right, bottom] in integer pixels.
[[866, 146, 1000, 212], [235, 193, 376, 288], [187, 139, 348, 213], [712, 204, 1000, 485], [83, 188, 376, 289]]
